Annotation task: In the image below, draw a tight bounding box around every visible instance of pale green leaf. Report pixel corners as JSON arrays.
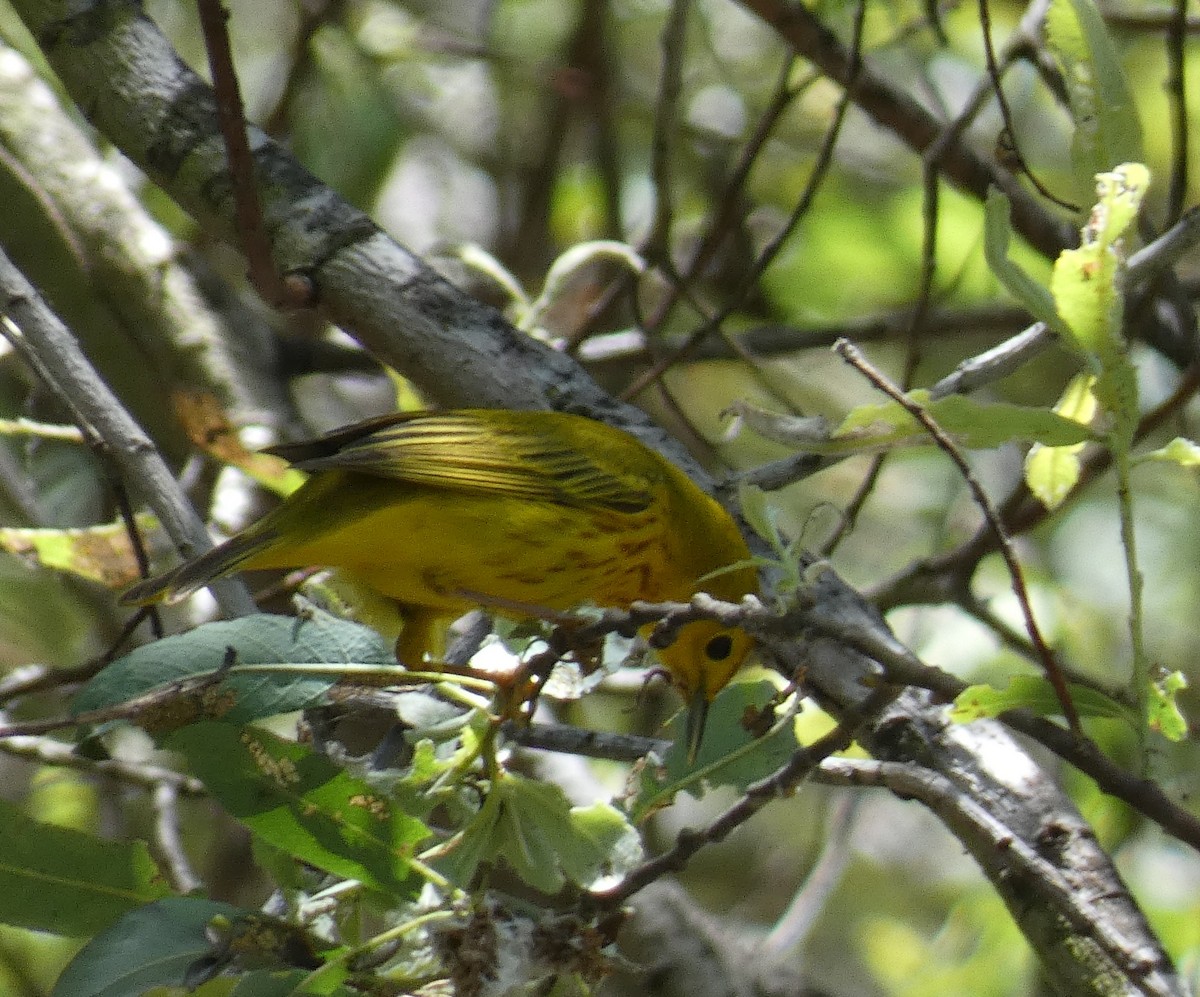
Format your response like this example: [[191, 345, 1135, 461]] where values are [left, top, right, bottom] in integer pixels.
[[1051, 164, 1149, 362], [458, 243, 528, 308], [553, 802, 644, 888], [1051, 164, 1149, 443], [950, 675, 1129, 723], [1054, 372, 1101, 426], [924, 394, 1095, 448], [983, 189, 1066, 335], [1141, 437, 1200, 468], [738, 480, 785, 552], [531, 240, 644, 318], [432, 773, 637, 892], [1147, 671, 1188, 741], [833, 393, 1093, 450], [1025, 443, 1082, 511], [1024, 373, 1097, 509], [1045, 0, 1144, 184], [725, 401, 833, 447]]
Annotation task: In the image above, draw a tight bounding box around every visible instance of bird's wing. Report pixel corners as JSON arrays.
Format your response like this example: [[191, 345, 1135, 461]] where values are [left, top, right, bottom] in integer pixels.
[[265, 411, 655, 514]]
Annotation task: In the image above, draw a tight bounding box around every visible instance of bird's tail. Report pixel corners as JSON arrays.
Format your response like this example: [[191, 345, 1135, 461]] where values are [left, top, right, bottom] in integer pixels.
[[120, 529, 275, 606]]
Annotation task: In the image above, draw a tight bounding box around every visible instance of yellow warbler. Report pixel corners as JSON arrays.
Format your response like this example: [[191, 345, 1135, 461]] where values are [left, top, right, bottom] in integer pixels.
[[122, 409, 756, 755]]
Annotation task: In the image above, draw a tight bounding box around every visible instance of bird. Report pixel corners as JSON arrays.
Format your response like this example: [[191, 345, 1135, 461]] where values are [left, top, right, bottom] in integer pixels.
[[122, 408, 757, 758]]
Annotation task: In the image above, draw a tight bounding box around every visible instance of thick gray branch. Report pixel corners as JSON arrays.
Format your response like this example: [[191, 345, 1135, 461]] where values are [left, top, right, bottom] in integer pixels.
[[16, 0, 679, 468]]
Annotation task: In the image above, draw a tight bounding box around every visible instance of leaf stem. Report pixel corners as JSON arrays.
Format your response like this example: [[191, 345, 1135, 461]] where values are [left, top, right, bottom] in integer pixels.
[[1112, 442, 1148, 755]]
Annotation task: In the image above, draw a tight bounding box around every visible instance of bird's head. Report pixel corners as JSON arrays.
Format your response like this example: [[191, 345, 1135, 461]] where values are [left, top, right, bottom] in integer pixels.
[[654, 618, 754, 762]]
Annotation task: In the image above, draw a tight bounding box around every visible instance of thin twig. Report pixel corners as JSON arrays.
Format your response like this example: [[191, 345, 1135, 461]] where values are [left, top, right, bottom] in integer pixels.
[[923, 0, 1051, 168], [623, 0, 868, 401], [1104, 6, 1200, 31], [834, 338, 1080, 730], [583, 686, 898, 910], [903, 163, 942, 385], [1129, 205, 1200, 282], [786, 606, 1200, 855], [504, 721, 671, 762], [0, 732, 205, 794], [736, 0, 1073, 258], [645, 0, 692, 262], [977, 0, 1077, 211], [928, 321, 1055, 399], [819, 454, 886, 556], [195, 0, 290, 306], [0, 417, 85, 441], [759, 793, 858, 955], [876, 359, 1200, 612], [618, 56, 805, 345]]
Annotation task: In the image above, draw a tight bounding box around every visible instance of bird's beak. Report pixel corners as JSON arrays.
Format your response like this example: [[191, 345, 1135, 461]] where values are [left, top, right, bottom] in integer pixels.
[[684, 689, 710, 765]]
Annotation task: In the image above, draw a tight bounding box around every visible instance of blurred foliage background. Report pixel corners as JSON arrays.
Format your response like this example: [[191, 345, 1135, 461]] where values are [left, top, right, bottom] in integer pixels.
[[1, 0, 1199, 994]]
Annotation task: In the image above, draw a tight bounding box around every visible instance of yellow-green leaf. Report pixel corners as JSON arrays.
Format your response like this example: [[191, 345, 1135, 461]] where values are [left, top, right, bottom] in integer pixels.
[[833, 393, 1093, 450], [1051, 164, 1148, 363], [983, 189, 1066, 335], [950, 675, 1129, 724], [0, 513, 159, 588], [1141, 437, 1200, 468], [1147, 670, 1188, 741], [1050, 164, 1149, 446], [1024, 374, 1097, 509], [1025, 443, 1082, 511]]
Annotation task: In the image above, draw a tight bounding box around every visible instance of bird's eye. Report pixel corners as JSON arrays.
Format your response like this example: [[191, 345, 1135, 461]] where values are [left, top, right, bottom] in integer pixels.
[[705, 634, 734, 661]]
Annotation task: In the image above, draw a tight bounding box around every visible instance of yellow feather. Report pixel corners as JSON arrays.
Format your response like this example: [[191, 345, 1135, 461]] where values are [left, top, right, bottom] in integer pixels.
[[123, 410, 757, 756]]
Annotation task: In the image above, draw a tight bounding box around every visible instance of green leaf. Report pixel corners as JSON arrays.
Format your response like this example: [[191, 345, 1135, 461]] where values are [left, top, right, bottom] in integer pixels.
[[739, 393, 1090, 457], [949, 676, 1130, 724], [1051, 164, 1149, 443], [0, 799, 167, 937], [1147, 671, 1188, 741], [1051, 165, 1148, 362], [738, 480, 786, 552], [51, 897, 242, 997], [1045, 0, 1144, 184], [433, 774, 640, 893], [74, 612, 393, 725], [1025, 443, 1082, 511], [925, 394, 1095, 448], [1140, 437, 1200, 468], [169, 722, 430, 896], [983, 189, 1066, 335], [834, 392, 1093, 450], [553, 802, 644, 888], [632, 679, 797, 822], [725, 401, 834, 448], [1024, 373, 1098, 510]]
